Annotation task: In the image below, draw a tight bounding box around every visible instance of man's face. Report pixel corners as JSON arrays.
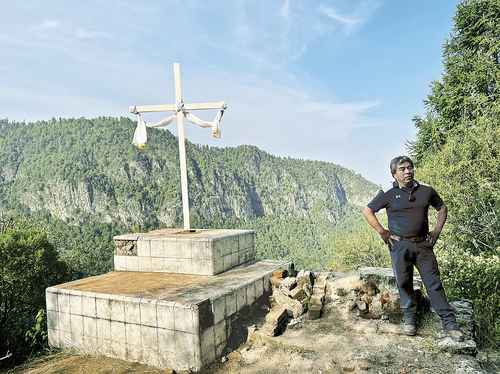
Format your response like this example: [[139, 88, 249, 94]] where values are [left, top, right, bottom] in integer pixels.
[[393, 161, 414, 186]]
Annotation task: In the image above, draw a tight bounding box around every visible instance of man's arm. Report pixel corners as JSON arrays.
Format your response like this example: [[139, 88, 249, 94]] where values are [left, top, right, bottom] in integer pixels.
[[428, 204, 447, 245], [362, 207, 390, 243]]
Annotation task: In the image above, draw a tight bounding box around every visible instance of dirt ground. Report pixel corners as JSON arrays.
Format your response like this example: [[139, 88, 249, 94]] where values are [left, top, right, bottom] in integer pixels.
[[8, 300, 498, 374]]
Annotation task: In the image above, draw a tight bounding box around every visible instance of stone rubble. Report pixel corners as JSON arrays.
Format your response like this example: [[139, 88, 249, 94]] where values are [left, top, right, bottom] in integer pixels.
[[260, 269, 332, 335], [259, 266, 478, 359]]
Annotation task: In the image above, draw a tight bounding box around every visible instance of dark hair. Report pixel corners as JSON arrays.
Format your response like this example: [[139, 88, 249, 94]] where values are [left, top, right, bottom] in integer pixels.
[[390, 156, 414, 175]]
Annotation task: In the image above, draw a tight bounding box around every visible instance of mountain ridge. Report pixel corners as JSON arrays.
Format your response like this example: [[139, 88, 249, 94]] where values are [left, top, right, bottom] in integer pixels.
[[0, 117, 379, 271], [0, 117, 378, 227]]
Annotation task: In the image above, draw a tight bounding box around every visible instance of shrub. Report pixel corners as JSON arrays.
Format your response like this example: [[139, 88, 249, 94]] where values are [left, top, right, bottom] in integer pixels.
[[0, 217, 68, 367]]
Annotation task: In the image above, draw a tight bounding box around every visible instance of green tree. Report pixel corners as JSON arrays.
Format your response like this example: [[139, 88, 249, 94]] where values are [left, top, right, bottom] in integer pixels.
[[0, 217, 68, 367], [410, 0, 500, 347]]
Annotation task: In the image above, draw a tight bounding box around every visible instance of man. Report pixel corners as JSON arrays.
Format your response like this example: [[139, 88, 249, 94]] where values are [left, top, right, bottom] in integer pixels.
[[362, 156, 463, 341]]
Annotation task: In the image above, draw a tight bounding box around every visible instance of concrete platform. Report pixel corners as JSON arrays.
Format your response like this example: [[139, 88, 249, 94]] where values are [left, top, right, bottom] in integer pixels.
[[113, 228, 255, 275], [46, 260, 287, 372]]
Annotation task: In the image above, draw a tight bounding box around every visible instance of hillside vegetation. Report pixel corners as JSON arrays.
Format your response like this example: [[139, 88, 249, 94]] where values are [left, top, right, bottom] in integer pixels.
[[409, 0, 499, 347], [0, 116, 378, 275]]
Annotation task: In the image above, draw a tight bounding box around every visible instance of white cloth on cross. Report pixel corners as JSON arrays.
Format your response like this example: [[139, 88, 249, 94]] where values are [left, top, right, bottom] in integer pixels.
[[132, 108, 224, 148], [184, 110, 224, 138], [132, 113, 175, 148]]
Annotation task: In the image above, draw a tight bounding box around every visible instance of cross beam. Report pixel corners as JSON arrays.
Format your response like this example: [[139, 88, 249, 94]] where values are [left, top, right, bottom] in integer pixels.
[[129, 63, 226, 231]]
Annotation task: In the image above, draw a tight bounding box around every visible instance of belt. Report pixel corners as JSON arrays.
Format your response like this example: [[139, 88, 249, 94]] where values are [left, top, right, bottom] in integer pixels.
[[390, 234, 426, 243]]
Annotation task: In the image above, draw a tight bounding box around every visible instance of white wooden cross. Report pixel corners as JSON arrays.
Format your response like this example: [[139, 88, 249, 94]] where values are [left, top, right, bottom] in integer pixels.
[[129, 63, 227, 231]]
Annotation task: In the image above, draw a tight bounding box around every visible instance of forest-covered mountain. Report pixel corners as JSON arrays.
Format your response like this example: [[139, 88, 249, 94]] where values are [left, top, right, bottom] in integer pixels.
[[0, 117, 378, 272]]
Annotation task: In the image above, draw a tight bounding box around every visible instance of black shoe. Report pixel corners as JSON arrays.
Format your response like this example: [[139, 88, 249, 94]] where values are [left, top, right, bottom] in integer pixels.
[[445, 329, 464, 342], [401, 323, 417, 336]]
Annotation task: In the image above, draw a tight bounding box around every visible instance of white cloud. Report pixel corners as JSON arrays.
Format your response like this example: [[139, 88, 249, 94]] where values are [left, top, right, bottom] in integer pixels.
[[319, 5, 361, 26], [40, 19, 60, 29], [75, 28, 111, 41], [318, 1, 382, 34]]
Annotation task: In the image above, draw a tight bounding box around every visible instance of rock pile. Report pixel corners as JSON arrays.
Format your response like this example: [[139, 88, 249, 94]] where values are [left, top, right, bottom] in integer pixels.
[[330, 267, 426, 321], [261, 269, 330, 336]]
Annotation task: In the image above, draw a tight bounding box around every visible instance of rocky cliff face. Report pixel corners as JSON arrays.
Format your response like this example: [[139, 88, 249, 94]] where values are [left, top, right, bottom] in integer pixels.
[[0, 118, 378, 229]]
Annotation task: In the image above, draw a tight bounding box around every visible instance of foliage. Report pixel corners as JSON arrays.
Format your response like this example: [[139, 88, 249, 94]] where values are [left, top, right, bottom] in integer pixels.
[[437, 247, 500, 347], [0, 116, 378, 274], [0, 217, 69, 367], [410, 0, 500, 347], [326, 214, 391, 272]]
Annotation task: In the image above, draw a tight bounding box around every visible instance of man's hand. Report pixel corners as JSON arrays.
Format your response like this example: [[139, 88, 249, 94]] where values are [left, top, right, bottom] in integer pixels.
[[426, 230, 440, 246], [363, 207, 391, 244], [379, 229, 391, 244]]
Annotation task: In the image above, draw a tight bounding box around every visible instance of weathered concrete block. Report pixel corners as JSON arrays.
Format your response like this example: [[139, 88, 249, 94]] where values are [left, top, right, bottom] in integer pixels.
[[111, 321, 126, 342], [177, 239, 193, 258], [110, 299, 126, 322], [151, 257, 164, 272], [192, 240, 211, 259], [83, 316, 97, 337], [137, 240, 150, 257], [158, 327, 174, 349], [225, 291, 237, 316], [150, 240, 164, 258], [96, 298, 111, 320], [48, 329, 59, 347], [201, 326, 216, 365], [174, 331, 198, 370], [264, 274, 272, 292], [214, 319, 226, 346], [115, 229, 256, 275], [255, 277, 265, 299], [114, 256, 127, 271], [83, 336, 98, 353], [97, 318, 111, 340], [82, 296, 96, 317], [142, 349, 160, 368], [231, 252, 239, 267], [223, 254, 232, 271], [69, 294, 82, 315], [59, 312, 71, 332], [126, 256, 139, 271], [124, 301, 141, 324], [140, 299, 157, 327], [126, 342, 142, 362], [236, 286, 247, 310], [138, 257, 152, 272], [47, 310, 58, 331], [214, 257, 224, 274], [47, 260, 288, 372], [247, 282, 256, 305], [157, 302, 175, 330], [212, 295, 226, 324], [46, 290, 58, 311], [111, 340, 126, 360], [70, 314, 84, 344], [141, 325, 158, 349], [175, 307, 197, 334]]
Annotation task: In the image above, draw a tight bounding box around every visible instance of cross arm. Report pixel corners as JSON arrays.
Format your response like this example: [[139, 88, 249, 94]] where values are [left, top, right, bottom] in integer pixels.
[[184, 101, 226, 110], [129, 104, 176, 114], [129, 101, 226, 114]]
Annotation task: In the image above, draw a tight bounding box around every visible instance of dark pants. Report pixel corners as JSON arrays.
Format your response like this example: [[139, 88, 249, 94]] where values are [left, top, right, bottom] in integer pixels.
[[389, 239, 457, 330]]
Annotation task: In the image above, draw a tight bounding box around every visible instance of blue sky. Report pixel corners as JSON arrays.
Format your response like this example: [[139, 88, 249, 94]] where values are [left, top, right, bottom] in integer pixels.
[[1, 1, 459, 185]]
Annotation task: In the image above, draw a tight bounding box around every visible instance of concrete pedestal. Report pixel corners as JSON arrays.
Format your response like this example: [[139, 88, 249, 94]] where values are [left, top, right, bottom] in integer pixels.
[[113, 229, 255, 275], [46, 260, 286, 371]]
